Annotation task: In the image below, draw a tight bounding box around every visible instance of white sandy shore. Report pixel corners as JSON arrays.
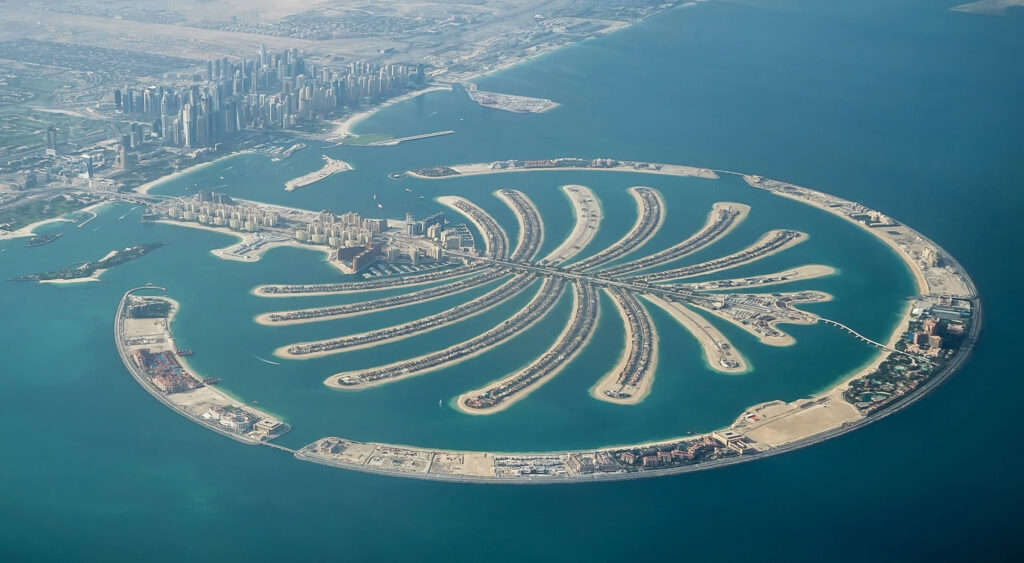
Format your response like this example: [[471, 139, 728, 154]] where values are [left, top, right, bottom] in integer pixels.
[[328, 85, 454, 141], [742, 175, 929, 295], [0, 200, 112, 240], [644, 295, 748, 373], [680, 264, 836, 290], [324, 280, 560, 390], [134, 151, 255, 195], [539, 184, 601, 264], [579, 186, 664, 268], [493, 189, 545, 261], [251, 268, 480, 298], [407, 161, 719, 181], [735, 303, 911, 447], [283, 156, 352, 192], [35, 244, 119, 285], [255, 271, 508, 327], [274, 274, 532, 359], [590, 290, 660, 405], [436, 195, 509, 258], [455, 282, 597, 416], [655, 230, 808, 282], [153, 219, 334, 265]]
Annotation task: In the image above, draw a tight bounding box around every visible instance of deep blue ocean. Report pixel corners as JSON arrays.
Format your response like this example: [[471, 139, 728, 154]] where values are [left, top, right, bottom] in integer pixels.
[[1, 1, 1022, 560]]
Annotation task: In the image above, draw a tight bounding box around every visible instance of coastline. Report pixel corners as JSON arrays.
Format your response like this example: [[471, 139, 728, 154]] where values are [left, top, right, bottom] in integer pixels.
[[407, 161, 719, 181], [652, 229, 808, 282], [134, 150, 255, 195], [688, 291, 832, 347], [272, 282, 520, 358], [493, 189, 545, 261], [454, 283, 597, 416], [324, 280, 556, 390], [583, 186, 664, 267], [112, 159, 981, 484], [328, 85, 454, 141], [255, 272, 508, 327], [436, 195, 510, 258], [539, 184, 601, 264], [644, 294, 749, 372], [153, 219, 333, 264], [0, 200, 112, 240], [681, 264, 836, 290], [590, 290, 661, 405], [114, 288, 290, 447]]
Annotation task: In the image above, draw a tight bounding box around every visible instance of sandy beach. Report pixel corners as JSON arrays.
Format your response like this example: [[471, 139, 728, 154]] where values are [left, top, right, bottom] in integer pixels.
[[437, 195, 509, 258], [680, 264, 836, 290], [273, 274, 534, 359], [539, 184, 601, 264], [325, 280, 560, 391], [493, 189, 545, 260], [0, 200, 112, 240], [455, 282, 596, 416], [689, 291, 832, 347], [328, 85, 453, 141], [251, 267, 480, 298], [643, 295, 748, 373], [590, 290, 660, 405], [741, 174, 931, 295], [655, 229, 808, 282], [255, 271, 507, 327], [584, 186, 664, 266], [154, 219, 333, 265], [407, 161, 720, 181], [134, 151, 255, 195], [283, 156, 352, 192]]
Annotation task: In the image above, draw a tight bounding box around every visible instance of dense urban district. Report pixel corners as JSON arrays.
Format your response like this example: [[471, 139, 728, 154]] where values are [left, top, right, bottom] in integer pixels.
[[109, 155, 978, 483]]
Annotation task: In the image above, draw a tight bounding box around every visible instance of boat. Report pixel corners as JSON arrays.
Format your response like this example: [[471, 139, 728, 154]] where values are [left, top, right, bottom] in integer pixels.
[[438, 399, 443, 407], [377, 203, 383, 209], [404, 188, 412, 192]]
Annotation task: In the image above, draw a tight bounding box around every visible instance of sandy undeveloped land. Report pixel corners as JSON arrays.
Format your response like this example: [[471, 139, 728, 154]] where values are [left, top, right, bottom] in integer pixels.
[[575, 186, 665, 270], [538, 185, 602, 265], [688, 291, 830, 347], [643, 295, 747, 374], [680, 264, 836, 291]]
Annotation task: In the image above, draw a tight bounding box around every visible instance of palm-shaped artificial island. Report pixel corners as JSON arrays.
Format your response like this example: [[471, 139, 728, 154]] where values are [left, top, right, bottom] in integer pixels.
[[117, 158, 977, 482]]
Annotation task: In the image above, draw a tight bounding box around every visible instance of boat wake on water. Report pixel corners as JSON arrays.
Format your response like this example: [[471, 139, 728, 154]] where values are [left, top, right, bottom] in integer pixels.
[[247, 351, 280, 365]]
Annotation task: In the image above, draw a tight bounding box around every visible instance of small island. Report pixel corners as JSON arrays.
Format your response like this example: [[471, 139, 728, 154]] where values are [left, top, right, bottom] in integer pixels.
[[25, 232, 63, 247], [11, 243, 164, 283]]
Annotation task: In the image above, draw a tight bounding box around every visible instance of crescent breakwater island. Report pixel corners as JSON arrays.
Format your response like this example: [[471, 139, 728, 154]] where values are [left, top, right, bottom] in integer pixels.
[[116, 157, 978, 483]]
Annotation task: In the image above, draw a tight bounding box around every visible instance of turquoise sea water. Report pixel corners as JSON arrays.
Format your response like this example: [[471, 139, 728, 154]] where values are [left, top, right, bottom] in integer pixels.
[[2, 1, 1022, 560]]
